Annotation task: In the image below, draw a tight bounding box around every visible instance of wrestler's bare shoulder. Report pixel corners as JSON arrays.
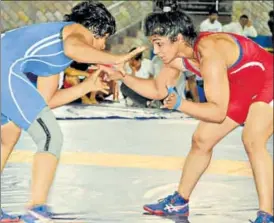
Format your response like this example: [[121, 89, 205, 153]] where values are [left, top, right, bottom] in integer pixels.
[[198, 33, 238, 53], [197, 33, 239, 66], [62, 23, 89, 40]]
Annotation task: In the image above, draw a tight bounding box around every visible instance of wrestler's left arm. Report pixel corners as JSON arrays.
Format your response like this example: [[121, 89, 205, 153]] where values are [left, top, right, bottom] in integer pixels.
[[37, 69, 108, 109], [164, 39, 230, 123], [63, 24, 146, 65]]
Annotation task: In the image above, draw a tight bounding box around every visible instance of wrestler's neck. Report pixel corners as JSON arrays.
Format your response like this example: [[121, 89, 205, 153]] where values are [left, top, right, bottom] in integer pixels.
[[176, 42, 197, 60]]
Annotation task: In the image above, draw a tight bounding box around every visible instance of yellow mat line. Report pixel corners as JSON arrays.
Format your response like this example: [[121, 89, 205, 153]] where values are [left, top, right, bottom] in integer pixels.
[[9, 151, 252, 177]]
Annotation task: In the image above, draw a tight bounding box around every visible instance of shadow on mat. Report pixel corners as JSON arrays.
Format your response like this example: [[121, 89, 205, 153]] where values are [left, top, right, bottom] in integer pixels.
[[165, 216, 190, 223], [143, 213, 190, 223], [51, 212, 88, 221]]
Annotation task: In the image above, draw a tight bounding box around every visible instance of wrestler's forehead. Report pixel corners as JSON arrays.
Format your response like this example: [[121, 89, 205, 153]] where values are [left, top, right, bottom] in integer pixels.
[[149, 35, 168, 42]]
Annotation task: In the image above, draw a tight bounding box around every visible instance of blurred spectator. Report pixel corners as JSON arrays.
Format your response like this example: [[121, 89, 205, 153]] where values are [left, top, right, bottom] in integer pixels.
[[63, 62, 94, 104], [155, 0, 178, 12], [151, 54, 163, 78], [200, 8, 222, 32], [87, 66, 119, 103], [179, 71, 200, 102], [268, 10, 274, 45], [195, 76, 207, 103], [223, 14, 257, 37], [121, 47, 155, 107], [64, 62, 119, 104], [125, 47, 155, 79]]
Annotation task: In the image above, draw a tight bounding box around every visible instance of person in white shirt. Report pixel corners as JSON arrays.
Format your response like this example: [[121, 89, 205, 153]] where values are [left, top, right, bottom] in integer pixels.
[[125, 48, 155, 79], [223, 14, 257, 37], [121, 47, 155, 107], [200, 9, 222, 32], [151, 55, 163, 78]]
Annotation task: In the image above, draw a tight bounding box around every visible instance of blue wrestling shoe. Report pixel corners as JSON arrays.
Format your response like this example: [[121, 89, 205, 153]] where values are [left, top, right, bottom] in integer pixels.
[[250, 211, 274, 223], [0, 209, 20, 222], [143, 191, 189, 216], [20, 205, 53, 223]]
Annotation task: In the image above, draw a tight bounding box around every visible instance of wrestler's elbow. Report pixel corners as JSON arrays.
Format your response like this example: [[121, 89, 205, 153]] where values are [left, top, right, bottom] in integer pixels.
[[154, 83, 168, 100], [214, 105, 227, 123], [63, 40, 74, 58], [46, 95, 60, 109], [154, 91, 167, 100], [215, 110, 226, 123], [63, 36, 80, 59], [47, 100, 59, 109], [207, 101, 227, 123]]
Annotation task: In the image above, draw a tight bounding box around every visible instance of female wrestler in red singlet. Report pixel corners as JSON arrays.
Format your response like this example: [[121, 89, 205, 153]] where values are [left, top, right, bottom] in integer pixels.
[[99, 9, 274, 223]]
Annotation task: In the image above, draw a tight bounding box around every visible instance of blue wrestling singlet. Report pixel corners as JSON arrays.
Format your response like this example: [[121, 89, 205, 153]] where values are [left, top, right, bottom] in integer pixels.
[[1, 22, 74, 130]]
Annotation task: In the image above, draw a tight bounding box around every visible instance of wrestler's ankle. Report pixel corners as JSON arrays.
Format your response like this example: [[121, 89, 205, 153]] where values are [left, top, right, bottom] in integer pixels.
[[259, 208, 274, 216], [26, 201, 47, 209], [177, 190, 190, 202]]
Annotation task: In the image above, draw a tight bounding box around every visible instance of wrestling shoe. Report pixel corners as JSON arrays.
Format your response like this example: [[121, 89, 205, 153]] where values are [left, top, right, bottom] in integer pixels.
[[250, 211, 274, 223], [20, 205, 53, 223], [143, 191, 189, 216], [0, 209, 20, 223]]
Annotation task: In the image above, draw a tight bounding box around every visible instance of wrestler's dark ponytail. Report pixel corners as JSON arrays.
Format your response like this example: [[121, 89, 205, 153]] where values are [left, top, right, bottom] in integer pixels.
[[64, 1, 116, 37]]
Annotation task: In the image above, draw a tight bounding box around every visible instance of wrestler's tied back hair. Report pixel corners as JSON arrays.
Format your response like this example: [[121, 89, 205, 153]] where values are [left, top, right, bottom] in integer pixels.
[[64, 1, 116, 37], [144, 10, 198, 46]]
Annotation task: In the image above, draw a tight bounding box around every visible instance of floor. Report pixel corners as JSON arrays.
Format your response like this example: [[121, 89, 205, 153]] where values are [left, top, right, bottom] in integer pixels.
[[2, 118, 273, 223]]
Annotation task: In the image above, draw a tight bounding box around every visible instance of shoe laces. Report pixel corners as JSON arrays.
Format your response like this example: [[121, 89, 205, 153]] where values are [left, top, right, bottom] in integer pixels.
[[158, 192, 177, 204]]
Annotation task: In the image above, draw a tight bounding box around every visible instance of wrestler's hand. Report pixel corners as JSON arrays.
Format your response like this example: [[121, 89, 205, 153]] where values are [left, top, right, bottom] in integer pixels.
[[162, 87, 182, 110], [85, 68, 110, 94], [116, 46, 147, 64], [162, 93, 178, 109], [98, 64, 125, 81]]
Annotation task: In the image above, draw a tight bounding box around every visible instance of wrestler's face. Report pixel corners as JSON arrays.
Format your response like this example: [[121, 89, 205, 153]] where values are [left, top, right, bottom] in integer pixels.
[[150, 35, 180, 64], [93, 33, 109, 50]]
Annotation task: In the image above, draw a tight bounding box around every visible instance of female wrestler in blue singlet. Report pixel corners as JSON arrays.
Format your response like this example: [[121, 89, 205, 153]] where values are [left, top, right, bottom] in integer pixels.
[[0, 1, 145, 222]]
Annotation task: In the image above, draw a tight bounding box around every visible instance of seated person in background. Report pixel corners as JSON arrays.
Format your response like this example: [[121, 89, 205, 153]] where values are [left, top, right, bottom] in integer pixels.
[[151, 54, 163, 78], [120, 47, 155, 107], [63, 62, 94, 104], [223, 14, 258, 37], [181, 71, 200, 102], [195, 76, 207, 103], [200, 8, 222, 32], [184, 76, 198, 102], [87, 65, 119, 103], [96, 80, 119, 103], [125, 47, 155, 79], [64, 62, 119, 104]]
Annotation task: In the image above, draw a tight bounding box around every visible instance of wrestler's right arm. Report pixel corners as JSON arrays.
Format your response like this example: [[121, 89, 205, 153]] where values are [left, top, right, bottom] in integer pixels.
[[100, 64, 179, 100]]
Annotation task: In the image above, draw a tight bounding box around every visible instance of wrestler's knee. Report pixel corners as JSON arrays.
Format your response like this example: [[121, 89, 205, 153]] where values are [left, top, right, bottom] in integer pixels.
[[191, 131, 215, 154], [242, 131, 266, 155], [27, 107, 63, 159]]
